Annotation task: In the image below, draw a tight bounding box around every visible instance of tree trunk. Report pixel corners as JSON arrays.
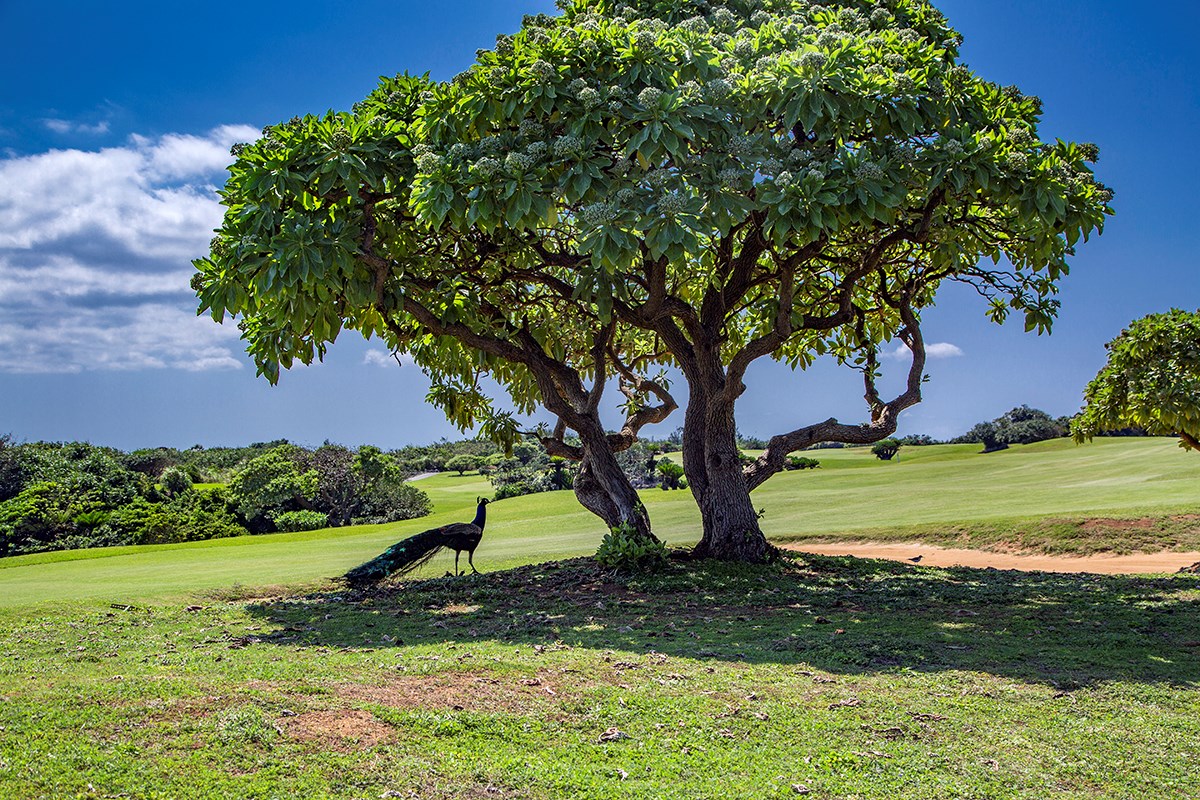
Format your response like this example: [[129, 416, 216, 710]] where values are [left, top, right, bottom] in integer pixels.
[[562, 415, 654, 541], [682, 391, 773, 562], [572, 453, 653, 541]]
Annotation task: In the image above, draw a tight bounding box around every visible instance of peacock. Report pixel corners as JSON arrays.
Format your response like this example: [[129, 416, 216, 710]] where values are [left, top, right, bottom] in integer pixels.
[[343, 497, 489, 586]]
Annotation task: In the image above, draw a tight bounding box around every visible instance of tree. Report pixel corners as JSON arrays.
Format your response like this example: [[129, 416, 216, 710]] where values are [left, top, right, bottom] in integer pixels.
[[871, 438, 901, 460], [196, 0, 1110, 562], [1073, 309, 1200, 451], [195, 75, 673, 544], [445, 455, 482, 475], [958, 405, 1067, 452]]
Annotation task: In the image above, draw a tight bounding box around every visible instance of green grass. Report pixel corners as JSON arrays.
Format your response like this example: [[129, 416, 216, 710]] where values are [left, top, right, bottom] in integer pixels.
[[1, 439, 1199, 798], [3, 438, 1199, 608], [0, 557, 1196, 799]]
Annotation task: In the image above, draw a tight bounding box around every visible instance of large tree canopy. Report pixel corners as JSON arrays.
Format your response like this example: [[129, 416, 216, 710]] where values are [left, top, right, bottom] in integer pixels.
[[195, 0, 1111, 561], [1073, 310, 1200, 451]]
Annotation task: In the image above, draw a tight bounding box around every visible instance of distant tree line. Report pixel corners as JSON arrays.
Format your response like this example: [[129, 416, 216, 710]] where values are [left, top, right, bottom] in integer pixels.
[[0, 436, 430, 557]]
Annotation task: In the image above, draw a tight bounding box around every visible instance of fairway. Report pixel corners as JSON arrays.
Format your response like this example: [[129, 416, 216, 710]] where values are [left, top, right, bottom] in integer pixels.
[[1, 437, 1197, 608]]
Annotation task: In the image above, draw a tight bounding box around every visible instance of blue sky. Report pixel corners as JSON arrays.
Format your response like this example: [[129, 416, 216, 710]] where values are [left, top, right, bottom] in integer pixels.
[[1, 0, 1197, 450]]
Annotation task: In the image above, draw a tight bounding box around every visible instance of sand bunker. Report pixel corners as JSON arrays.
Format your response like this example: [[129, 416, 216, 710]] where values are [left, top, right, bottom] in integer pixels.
[[782, 542, 1200, 575]]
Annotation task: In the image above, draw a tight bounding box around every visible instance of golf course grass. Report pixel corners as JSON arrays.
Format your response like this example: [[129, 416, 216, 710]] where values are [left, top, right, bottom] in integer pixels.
[[1, 437, 1197, 608], [1, 438, 1198, 798]]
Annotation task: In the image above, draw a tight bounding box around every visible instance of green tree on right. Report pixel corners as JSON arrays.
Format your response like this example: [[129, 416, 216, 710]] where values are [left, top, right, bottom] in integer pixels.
[[1073, 309, 1200, 451]]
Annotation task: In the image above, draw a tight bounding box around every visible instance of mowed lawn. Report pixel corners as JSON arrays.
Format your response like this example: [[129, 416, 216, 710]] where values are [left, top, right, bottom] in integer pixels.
[[1, 438, 1198, 799], [2, 437, 1199, 608]]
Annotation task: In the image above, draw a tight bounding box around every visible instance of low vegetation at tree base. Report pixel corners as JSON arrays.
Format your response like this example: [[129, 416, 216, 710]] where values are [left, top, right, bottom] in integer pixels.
[[0, 556, 1194, 799]]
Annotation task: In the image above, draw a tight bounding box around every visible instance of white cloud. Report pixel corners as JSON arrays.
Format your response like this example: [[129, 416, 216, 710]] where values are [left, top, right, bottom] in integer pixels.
[[0, 126, 260, 374], [43, 118, 111, 136], [363, 349, 413, 367], [883, 341, 965, 360]]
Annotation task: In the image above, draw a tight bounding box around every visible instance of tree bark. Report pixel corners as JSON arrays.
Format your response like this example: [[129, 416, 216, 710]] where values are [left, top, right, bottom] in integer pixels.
[[572, 421, 654, 541], [681, 387, 773, 563]]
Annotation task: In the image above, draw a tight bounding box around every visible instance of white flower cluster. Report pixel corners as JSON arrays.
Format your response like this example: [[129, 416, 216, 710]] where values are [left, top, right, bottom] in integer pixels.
[[331, 130, 352, 150], [580, 201, 619, 227], [473, 156, 501, 179], [866, 35, 886, 49], [854, 161, 884, 183], [616, 187, 636, 204], [578, 39, 600, 58], [801, 51, 829, 70], [646, 168, 672, 189], [734, 37, 755, 57], [638, 86, 663, 106], [837, 8, 866, 30], [579, 87, 603, 108], [480, 135, 504, 155], [518, 119, 543, 139], [774, 170, 795, 188], [681, 16, 709, 34], [531, 60, 556, 81], [449, 142, 474, 160], [885, 53, 907, 70], [1005, 151, 1030, 171], [634, 30, 658, 49], [898, 29, 921, 44], [553, 134, 585, 158], [505, 151, 536, 172], [816, 30, 841, 48], [870, 8, 892, 29], [751, 10, 772, 27], [569, 77, 588, 93], [893, 73, 917, 94], [657, 190, 688, 216], [761, 157, 783, 174], [525, 141, 548, 159], [1009, 128, 1034, 147], [413, 144, 445, 172], [1079, 142, 1100, 163], [865, 64, 887, 78], [718, 167, 745, 189], [702, 78, 734, 102], [755, 56, 776, 73], [496, 34, 514, 55], [943, 139, 964, 156], [893, 144, 918, 165], [728, 134, 756, 158], [710, 7, 738, 29], [612, 158, 631, 177]]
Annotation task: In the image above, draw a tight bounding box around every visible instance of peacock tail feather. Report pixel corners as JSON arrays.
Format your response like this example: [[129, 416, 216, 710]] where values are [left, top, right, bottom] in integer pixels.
[[343, 527, 448, 586]]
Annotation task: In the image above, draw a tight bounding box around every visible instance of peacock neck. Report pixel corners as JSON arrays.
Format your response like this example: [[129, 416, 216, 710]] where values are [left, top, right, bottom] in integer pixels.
[[472, 502, 487, 530]]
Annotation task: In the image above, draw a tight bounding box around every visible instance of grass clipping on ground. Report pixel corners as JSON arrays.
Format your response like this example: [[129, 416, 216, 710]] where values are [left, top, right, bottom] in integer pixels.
[[1, 554, 1197, 799]]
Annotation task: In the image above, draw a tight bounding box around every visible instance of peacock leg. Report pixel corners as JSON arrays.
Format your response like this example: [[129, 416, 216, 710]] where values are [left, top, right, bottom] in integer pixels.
[[454, 551, 462, 576], [469, 551, 479, 574]]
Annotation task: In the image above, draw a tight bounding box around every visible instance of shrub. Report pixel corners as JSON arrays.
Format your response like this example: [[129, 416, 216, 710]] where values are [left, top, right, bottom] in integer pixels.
[[595, 523, 668, 572], [657, 461, 685, 489], [872, 439, 902, 461], [445, 455, 481, 475], [272, 510, 328, 532], [785, 456, 821, 470], [160, 466, 193, 497]]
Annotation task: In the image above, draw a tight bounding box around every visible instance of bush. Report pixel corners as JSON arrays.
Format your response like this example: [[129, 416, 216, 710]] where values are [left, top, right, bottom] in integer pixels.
[[160, 466, 193, 497], [785, 456, 821, 470], [657, 461, 685, 489], [595, 523, 668, 572], [272, 510, 328, 532], [871, 439, 902, 461], [445, 455, 481, 475]]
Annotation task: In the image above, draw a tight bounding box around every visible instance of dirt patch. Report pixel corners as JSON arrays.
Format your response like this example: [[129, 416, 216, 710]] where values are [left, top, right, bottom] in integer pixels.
[[783, 542, 1200, 575], [278, 709, 394, 750], [1079, 518, 1157, 533], [333, 671, 572, 713]]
